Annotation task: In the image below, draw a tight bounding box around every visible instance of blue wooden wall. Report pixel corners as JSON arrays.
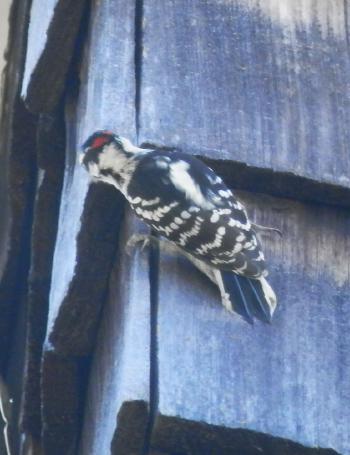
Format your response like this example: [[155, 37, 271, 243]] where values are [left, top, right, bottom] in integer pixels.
[[0, 0, 349, 454]]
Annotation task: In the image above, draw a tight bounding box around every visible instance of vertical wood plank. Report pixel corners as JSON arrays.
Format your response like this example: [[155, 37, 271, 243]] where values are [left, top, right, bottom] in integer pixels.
[[0, 0, 37, 374], [20, 111, 65, 442], [140, 0, 350, 188], [79, 210, 151, 455], [45, 0, 136, 356], [40, 0, 137, 450], [152, 192, 349, 454], [0, 0, 11, 75], [41, 352, 81, 455], [21, 0, 87, 112]]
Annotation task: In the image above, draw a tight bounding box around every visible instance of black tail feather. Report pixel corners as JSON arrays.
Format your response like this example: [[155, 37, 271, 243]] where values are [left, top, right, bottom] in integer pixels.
[[248, 279, 272, 323], [221, 272, 254, 324], [221, 271, 272, 324]]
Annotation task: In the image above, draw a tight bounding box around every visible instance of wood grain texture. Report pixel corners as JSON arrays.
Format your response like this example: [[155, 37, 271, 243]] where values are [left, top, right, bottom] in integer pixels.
[[33, 0, 139, 451], [21, 0, 87, 112], [151, 416, 338, 455], [152, 191, 349, 454], [139, 0, 350, 189], [79, 210, 151, 455], [20, 111, 65, 441], [41, 351, 82, 455], [45, 0, 136, 356], [13, 0, 350, 453], [0, 0, 37, 373], [0, 0, 11, 75]]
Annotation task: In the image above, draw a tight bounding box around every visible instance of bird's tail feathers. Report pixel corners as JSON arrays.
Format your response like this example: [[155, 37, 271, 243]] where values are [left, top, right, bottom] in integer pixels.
[[221, 272, 277, 324], [258, 275, 277, 315]]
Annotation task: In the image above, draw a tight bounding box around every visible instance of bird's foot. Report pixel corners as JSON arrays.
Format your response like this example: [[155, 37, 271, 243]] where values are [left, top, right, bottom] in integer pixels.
[[221, 292, 234, 313], [126, 234, 158, 255]]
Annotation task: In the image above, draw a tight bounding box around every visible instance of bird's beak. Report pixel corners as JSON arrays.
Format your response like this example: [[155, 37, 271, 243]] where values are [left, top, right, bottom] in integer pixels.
[[78, 153, 84, 165]]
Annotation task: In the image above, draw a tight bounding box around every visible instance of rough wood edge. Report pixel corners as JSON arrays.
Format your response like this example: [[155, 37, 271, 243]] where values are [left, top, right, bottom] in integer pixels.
[[151, 414, 340, 455], [20, 110, 65, 440], [0, 0, 38, 373], [41, 351, 87, 455], [141, 143, 350, 209], [48, 184, 125, 356], [111, 400, 149, 455], [22, 0, 87, 113]]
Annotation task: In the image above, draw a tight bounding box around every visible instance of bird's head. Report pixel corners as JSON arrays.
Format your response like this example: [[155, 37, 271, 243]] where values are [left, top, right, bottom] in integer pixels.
[[80, 130, 142, 186], [80, 130, 122, 175]]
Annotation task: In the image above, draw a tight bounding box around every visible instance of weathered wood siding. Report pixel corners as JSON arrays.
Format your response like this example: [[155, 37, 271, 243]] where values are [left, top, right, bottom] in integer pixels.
[[140, 0, 350, 188], [153, 192, 350, 453], [0, 0, 349, 454], [21, 0, 87, 112], [79, 211, 151, 455], [0, 0, 11, 77], [45, 0, 137, 356]]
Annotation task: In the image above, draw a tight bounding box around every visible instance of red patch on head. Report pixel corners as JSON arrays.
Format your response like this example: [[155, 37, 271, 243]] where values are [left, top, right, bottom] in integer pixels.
[[91, 135, 110, 149]]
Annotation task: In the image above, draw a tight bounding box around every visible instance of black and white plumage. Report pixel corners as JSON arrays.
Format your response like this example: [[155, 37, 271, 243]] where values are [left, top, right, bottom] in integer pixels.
[[80, 131, 277, 323]]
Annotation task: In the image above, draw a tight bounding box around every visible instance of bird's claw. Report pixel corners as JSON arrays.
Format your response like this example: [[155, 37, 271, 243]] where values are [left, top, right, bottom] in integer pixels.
[[126, 234, 156, 255], [220, 292, 235, 314]]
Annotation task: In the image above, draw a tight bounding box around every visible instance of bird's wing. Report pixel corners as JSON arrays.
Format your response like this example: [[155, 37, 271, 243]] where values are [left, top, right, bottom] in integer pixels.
[[127, 151, 267, 278]]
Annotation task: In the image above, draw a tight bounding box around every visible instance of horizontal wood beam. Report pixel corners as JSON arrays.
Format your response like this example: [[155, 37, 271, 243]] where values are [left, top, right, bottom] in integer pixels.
[[151, 415, 338, 455], [141, 142, 350, 209], [205, 156, 350, 210]]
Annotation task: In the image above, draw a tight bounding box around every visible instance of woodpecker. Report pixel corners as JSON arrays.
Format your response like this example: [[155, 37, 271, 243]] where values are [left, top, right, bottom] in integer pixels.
[[80, 130, 277, 323]]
